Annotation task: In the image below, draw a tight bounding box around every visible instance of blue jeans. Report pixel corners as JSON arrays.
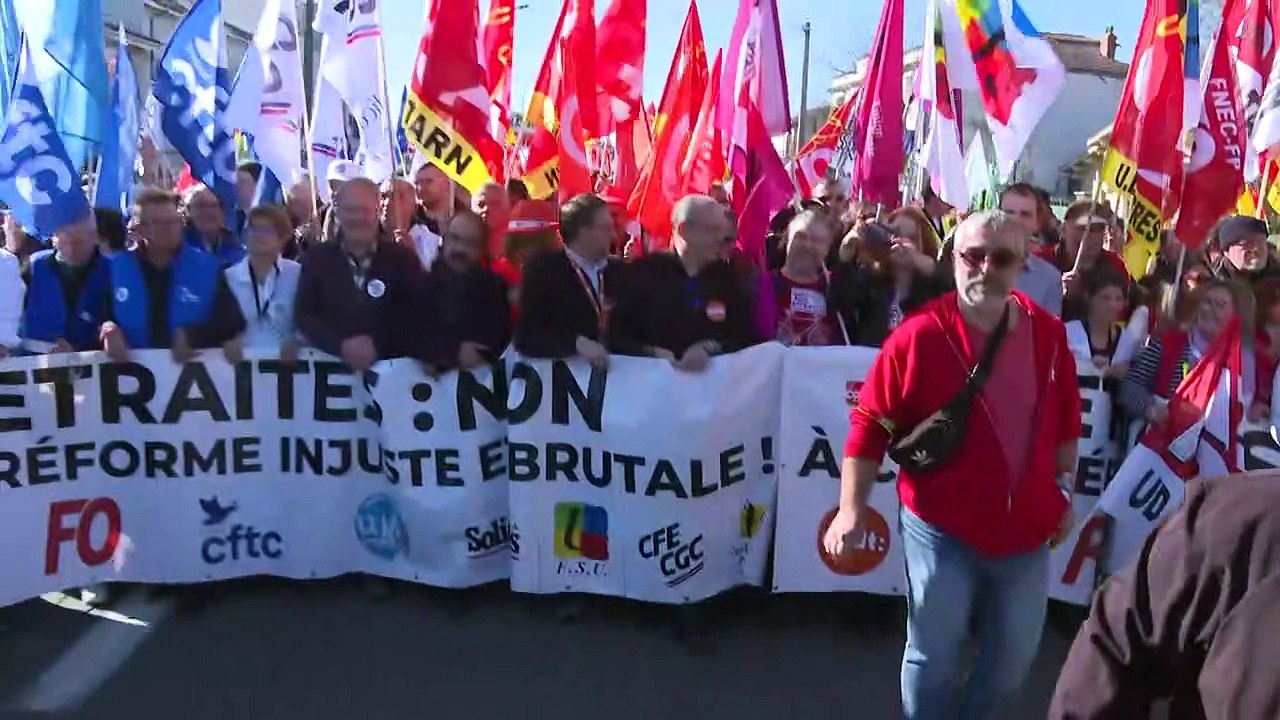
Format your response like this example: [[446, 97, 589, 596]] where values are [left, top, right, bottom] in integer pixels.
[[899, 506, 1048, 720]]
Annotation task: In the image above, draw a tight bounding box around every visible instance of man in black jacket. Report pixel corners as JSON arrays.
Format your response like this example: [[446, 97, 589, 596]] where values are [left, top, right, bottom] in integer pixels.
[[294, 178, 424, 370], [515, 193, 619, 369], [608, 194, 755, 371], [411, 210, 511, 371]]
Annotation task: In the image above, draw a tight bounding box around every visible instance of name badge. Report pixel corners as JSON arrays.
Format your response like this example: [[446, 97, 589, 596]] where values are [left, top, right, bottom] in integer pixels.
[[706, 300, 726, 322], [790, 288, 827, 315], [367, 279, 386, 298]]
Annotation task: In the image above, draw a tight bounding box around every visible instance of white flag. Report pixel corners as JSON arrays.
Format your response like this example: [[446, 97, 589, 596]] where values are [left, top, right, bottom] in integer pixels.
[[920, 1, 968, 210], [309, 40, 347, 203], [314, 0, 393, 183], [225, 0, 306, 186]]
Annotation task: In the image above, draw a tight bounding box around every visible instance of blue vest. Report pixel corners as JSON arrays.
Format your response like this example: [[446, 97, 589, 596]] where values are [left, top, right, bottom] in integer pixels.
[[108, 246, 220, 349], [21, 250, 108, 350], [183, 225, 246, 267]]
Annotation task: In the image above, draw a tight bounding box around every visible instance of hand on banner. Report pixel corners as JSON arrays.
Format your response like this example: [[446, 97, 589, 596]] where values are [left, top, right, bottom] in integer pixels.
[[459, 341, 490, 370], [1146, 402, 1169, 426], [676, 343, 714, 373], [822, 506, 868, 557], [417, 361, 441, 378], [341, 335, 378, 373], [222, 336, 245, 365], [171, 329, 196, 363], [1249, 401, 1271, 424], [280, 339, 301, 363], [0, 345, 7, 360], [101, 323, 131, 362], [50, 338, 74, 354], [648, 346, 677, 363], [574, 336, 610, 370]]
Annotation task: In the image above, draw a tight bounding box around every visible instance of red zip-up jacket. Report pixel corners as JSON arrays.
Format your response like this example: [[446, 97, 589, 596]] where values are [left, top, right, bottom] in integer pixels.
[[845, 290, 1081, 558]]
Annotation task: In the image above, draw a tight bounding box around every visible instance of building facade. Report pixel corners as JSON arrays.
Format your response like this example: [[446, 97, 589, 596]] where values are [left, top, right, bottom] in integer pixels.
[[823, 29, 1128, 200]]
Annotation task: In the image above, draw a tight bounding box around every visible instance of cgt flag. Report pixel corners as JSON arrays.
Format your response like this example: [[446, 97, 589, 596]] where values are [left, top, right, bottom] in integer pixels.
[[402, 0, 502, 194], [1097, 318, 1243, 573], [0, 36, 90, 236], [0, 35, 90, 235], [1102, 0, 1194, 278], [792, 90, 857, 200]]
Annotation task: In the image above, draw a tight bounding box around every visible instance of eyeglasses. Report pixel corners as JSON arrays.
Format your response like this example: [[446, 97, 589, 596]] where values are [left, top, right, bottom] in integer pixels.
[[957, 246, 1021, 270]]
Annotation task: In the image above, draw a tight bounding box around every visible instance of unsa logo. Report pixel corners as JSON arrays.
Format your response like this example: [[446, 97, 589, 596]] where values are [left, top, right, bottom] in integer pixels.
[[354, 493, 409, 560]]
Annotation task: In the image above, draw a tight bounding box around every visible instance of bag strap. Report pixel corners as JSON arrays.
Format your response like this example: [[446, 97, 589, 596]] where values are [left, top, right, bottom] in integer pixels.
[[961, 302, 1012, 396]]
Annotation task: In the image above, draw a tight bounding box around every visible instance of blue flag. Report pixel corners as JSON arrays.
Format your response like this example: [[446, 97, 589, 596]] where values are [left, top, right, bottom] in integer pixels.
[[394, 86, 408, 167], [12, 0, 110, 172], [0, 37, 90, 236], [0, 0, 18, 112], [93, 25, 139, 216], [151, 0, 237, 211]]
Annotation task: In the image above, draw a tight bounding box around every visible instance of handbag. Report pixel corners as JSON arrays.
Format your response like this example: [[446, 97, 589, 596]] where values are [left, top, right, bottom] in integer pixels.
[[887, 305, 1011, 474]]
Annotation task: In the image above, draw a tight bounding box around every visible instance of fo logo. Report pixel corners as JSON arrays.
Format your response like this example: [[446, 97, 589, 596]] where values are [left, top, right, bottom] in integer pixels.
[[355, 493, 409, 560], [817, 506, 891, 576], [554, 503, 609, 560], [845, 381, 864, 407]]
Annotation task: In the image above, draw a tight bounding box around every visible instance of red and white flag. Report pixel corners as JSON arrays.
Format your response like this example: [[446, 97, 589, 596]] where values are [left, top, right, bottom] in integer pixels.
[[1097, 319, 1245, 572], [792, 89, 857, 199]]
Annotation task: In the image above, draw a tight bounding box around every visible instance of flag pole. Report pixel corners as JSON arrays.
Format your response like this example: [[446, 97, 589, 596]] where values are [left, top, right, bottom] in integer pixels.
[[372, 10, 401, 181]]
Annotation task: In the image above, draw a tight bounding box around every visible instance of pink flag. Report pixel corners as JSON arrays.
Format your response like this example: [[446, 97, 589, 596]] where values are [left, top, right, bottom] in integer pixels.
[[737, 107, 794, 267], [851, 0, 905, 206]]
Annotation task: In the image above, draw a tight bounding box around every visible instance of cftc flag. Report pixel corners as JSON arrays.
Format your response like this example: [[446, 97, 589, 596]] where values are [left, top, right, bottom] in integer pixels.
[[0, 36, 90, 236]]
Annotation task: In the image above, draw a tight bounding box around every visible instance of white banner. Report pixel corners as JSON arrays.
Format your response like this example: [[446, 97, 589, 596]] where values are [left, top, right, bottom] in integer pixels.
[[773, 350, 1128, 605], [0, 350, 506, 608], [506, 346, 781, 604]]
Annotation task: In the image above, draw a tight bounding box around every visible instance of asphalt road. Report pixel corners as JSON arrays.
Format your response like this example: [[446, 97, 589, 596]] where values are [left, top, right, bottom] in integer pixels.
[[0, 580, 1078, 719]]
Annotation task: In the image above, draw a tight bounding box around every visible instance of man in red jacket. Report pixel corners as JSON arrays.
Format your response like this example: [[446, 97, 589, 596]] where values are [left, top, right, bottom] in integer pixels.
[[824, 209, 1080, 719]]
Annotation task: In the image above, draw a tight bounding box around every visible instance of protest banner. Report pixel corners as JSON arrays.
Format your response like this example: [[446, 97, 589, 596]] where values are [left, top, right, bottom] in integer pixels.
[[772, 349, 1126, 606], [0, 350, 507, 608], [505, 345, 781, 604]]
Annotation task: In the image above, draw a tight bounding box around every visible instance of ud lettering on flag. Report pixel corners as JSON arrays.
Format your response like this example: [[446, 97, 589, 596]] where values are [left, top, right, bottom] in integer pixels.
[[1097, 319, 1244, 572], [0, 36, 90, 236], [151, 0, 238, 211]]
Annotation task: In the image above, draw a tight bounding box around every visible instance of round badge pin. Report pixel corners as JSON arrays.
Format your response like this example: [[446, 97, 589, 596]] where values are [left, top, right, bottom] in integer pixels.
[[706, 300, 726, 322], [115, 287, 129, 303], [367, 279, 386, 298]]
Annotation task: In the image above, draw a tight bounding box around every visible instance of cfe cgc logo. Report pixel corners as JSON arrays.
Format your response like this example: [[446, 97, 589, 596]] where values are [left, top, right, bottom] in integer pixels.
[[553, 502, 609, 577], [639, 522, 704, 588], [354, 493, 409, 561], [199, 497, 283, 565], [466, 516, 517, 559]]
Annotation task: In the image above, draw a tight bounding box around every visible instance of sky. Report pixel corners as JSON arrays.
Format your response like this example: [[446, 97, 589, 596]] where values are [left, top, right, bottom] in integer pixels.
[[381, 0, 1148, 118]]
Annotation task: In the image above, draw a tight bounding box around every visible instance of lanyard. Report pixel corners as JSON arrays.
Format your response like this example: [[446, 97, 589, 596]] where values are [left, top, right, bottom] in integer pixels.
[[347, 251, 372, 291], [569, 260, 605, 330], [248, 261, 279, 320]]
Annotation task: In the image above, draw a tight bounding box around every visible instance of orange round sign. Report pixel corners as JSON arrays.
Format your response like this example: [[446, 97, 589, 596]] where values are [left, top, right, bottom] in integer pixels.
[[817, 506, 891, 576]]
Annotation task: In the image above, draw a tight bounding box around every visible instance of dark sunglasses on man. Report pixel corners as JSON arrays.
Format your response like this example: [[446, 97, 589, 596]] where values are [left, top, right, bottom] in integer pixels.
[[956, 246, 1021, 271]]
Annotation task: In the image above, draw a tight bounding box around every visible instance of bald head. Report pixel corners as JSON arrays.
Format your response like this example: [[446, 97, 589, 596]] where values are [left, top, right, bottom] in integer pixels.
[[336, 178, 381, 248], [672, 194, 731, 268]]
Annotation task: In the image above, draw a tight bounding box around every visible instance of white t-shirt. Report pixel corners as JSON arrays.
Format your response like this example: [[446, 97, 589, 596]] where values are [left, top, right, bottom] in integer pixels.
[[409, 224, 441, 270]]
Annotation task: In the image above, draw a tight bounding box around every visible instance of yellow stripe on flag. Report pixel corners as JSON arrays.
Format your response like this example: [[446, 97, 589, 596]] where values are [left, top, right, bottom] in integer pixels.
[[1238, 188, 1257, 217], [1101, 148, 1163, 279], [523, 156, 560, 200], [401, 94, 494, 193]]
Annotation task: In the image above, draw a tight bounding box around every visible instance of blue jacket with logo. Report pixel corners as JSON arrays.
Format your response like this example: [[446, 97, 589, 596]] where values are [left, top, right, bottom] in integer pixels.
[[21, 250, 108, 350], [183, 225, 246, 267], [108, 246, 220, 349]]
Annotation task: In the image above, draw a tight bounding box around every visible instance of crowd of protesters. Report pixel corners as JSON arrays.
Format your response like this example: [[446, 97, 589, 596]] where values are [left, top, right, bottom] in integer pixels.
[[5, 162, 1280, 717]]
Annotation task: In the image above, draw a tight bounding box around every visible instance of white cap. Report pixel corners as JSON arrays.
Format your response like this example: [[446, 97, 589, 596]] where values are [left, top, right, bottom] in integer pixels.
[[327, 160, 360, 184]]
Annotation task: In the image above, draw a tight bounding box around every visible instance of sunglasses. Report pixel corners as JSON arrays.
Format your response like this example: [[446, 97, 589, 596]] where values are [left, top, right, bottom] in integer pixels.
[[957, 247, 1021, 270]]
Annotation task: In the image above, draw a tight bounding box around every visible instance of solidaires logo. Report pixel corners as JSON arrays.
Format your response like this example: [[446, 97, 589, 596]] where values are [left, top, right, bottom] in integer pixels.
[[554, 502, 609, 561]]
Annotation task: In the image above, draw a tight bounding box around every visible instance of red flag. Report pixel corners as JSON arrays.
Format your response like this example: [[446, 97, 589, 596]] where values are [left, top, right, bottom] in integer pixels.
[[596, 0, 646, 125], [522, 1, 571, 199], [850, 0, 904, 206], [793, 89, 858, 198], [737, 107, 794, 267], [481, 0, 515, 152], [681, 50, 724, 196], [1103, 0, 1193, 277], [1098, 318, 1244, 569], [557, 25, 594, 198], [174, 163, 197, 195], [403, 0, 502, 192], [627, 2, 708, 243], [1177, 3, 1247, 249], [1225, 0, 1280, 180]]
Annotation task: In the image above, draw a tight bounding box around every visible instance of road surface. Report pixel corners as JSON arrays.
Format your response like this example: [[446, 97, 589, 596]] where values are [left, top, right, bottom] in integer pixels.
[[0, 580, 1078, 718]]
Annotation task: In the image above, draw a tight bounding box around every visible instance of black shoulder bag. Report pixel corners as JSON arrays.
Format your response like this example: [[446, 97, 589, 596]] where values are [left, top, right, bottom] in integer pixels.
[[887, 305, 1011, 474]]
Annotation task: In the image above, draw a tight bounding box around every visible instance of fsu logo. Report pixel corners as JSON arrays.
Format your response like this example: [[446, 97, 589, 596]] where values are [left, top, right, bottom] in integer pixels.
[[845, 381, 864, 407]]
